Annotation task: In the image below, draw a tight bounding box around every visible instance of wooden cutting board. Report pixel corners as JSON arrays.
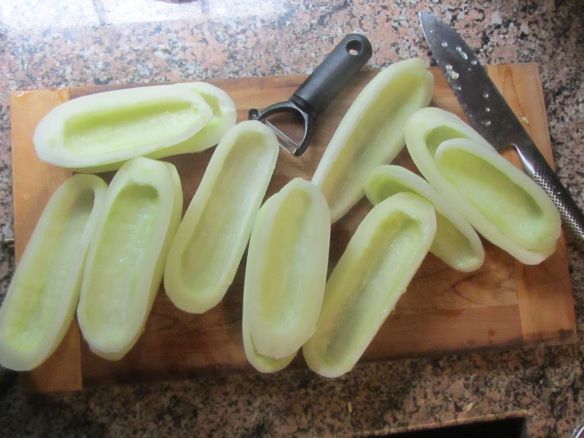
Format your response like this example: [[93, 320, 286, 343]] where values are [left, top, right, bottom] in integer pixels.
[[10, 64, 577, 392]]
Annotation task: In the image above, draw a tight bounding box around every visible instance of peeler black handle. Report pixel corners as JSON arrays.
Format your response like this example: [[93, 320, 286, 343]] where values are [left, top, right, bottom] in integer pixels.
[[292, 34, 372, 115]]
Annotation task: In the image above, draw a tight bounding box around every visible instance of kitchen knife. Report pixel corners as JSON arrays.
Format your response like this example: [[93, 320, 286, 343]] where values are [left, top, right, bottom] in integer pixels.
[[419, 11, 584, 240]]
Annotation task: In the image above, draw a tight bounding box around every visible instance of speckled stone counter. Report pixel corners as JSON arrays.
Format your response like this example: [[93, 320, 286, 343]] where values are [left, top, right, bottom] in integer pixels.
[[0, 1, 583, 436]]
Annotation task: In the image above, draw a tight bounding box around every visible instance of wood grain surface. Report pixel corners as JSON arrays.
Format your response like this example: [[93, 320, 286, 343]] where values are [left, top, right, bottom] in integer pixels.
[[10, 64, 577, 392]]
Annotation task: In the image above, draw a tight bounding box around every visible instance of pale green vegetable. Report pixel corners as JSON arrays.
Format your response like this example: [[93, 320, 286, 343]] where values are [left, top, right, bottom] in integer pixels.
[[242, 311, 296, 373], [77, 158, 183, 360], [34, 84, 214, 172], [365, 165, 484, 272], [243, 179, 330, 370], [148, 82, 236, 157], [164, 121, 279, 314], [0, 175, 106, 371], [303, 193, 436, 378], [84, 83, 237, 173], [312, 58, 434, 223], [405, 107, 561, 264]]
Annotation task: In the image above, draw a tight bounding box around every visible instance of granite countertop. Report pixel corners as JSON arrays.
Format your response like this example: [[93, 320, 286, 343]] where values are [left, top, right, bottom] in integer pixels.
[[1, 1, 583, 436]]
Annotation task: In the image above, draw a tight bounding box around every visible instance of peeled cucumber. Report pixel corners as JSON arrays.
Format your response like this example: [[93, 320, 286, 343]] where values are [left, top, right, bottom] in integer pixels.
[[147, 82, 236, 157], [34, 82, 237, 173], [77, 157, 183, 360], [365, 165, 484, 272], [241, 309, 297, 373], [242, 179, 330, 372], [0, 175, 106, 371], [405, 107, 561, 264], [312, 58, 434, 222], [303, 193, 436, 378], [164, 121, 279, 314]]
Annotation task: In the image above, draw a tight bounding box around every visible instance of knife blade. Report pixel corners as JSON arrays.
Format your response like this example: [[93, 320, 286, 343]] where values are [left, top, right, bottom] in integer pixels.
[[419, 11, 584, 241]]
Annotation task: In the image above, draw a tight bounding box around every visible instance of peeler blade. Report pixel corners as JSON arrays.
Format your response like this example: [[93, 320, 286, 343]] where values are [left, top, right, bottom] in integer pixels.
[[249, 33, 372, 156]]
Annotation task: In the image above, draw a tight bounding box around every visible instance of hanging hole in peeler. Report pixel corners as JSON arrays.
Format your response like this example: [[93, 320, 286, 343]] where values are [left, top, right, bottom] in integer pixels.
[[346, 39, 362, 56]]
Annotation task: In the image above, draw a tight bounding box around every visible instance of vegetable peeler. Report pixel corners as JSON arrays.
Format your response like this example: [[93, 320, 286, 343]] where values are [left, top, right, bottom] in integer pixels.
[[249, 34, 372, 156]]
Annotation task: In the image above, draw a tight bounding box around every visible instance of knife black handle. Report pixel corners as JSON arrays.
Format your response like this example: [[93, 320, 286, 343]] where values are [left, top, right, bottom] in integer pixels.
[[513, 142, 584, 241], [291, 34, 372, 115]]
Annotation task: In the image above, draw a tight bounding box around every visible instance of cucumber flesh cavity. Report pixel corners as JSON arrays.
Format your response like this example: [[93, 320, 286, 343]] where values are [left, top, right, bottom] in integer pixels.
[[312, 58, 434, 222], [435, 139, 560, 252], [365, 165, 484, 272], [303, 193, 436, 378], [0, 174, 106, 371], [164, 121, 279, 314], [243, 178, 330, 363], [405, 107, 561, 264], [77, 157, 183, 360], [242, 192, 296, 373], [148, 82, 237, 157], [34, 84, 213, 171]]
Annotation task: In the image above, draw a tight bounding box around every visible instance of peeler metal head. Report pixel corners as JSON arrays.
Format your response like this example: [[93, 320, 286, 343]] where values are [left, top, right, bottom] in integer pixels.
[[249, 33, 372, 157], [248, 101, 314, 156]]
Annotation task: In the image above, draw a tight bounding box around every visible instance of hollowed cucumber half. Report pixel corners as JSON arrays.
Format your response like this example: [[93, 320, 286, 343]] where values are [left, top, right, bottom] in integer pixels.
[[312, 58, 434, 223], [243, 179, 330, 372], [164, 121, 279, 314], [405, 107, 561, 264], [365, 165, 484, 272], [77, 157, 183, 360], [303, 193, 436, 378], [0, 174, 106, 371], [34, 82, 237, 173]]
